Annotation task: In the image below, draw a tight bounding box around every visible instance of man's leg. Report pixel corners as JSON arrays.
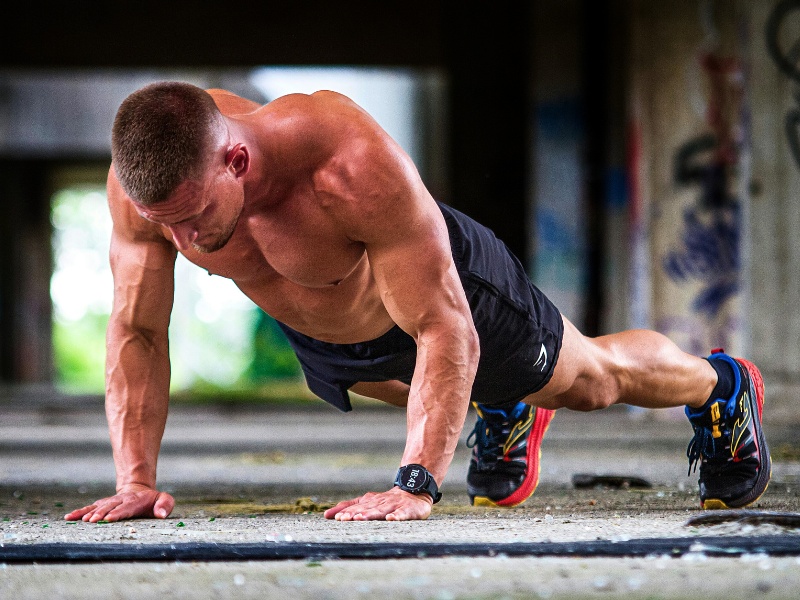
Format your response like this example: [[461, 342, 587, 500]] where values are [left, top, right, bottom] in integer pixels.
[[528, 315, 716, 412], [525, 315, 771, 509]]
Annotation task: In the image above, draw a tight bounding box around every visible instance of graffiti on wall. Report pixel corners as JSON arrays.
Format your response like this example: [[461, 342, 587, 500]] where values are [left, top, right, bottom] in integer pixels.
[[767, 0, 800, 169], [663, 52, 744, 327], [665, 132, 740, 319]]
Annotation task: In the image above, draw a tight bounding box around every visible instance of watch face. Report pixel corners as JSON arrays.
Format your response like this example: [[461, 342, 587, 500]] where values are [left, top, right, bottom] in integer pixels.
[[399, 465, 426, 491]]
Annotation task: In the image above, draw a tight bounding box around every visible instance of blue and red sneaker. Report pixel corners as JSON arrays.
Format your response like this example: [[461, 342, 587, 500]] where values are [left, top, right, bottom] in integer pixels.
[[466, 401, 555, 507], [686, 349, 772, 509]]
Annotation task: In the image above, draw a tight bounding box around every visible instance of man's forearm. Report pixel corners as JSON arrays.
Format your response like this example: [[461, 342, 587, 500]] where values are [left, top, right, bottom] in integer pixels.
[[105, 320, 171, 491], [401, 322, 480, 486]]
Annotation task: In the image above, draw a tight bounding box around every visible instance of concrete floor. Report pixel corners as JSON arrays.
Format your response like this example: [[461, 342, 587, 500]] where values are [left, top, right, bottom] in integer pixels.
[[2, 398, 800, 598]]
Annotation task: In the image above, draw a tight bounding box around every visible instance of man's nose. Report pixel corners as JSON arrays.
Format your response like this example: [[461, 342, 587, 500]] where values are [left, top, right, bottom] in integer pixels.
[[168, 224, 198, 251]]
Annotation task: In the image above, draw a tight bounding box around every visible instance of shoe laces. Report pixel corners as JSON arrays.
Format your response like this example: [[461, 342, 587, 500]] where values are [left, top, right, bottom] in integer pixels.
[[686, 401, 733, 475], [687, 427, 716, 475], [467, 417, 504, 463], [466, 404, 522, 464]]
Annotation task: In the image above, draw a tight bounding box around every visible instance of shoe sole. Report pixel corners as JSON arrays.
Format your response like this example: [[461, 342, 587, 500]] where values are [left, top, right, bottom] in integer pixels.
[[702, 358, 772, 510], [472, 407, 555, 508]]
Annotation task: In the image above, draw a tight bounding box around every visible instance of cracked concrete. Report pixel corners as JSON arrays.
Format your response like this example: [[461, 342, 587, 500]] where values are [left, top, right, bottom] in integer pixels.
[[2, 400, 800, 598]]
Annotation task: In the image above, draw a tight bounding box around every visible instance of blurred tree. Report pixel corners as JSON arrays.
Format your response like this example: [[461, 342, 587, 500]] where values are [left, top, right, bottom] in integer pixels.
[[246, 311, 302, 381]]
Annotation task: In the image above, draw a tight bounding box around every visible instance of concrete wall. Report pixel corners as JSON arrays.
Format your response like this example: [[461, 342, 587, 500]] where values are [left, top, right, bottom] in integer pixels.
[[628, 0, 746, 356], [529, 0, 799, 420], [626, 0, 800, 420], [748, 0, 800, 419]]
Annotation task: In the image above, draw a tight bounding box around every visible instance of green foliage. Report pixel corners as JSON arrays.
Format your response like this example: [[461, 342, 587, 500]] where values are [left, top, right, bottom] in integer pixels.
[[247, 311, 302, 381], [52, 312, 108, 393], [50, 187, 305, 399]]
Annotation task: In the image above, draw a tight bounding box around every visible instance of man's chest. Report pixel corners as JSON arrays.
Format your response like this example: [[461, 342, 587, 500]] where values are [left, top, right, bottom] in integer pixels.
[[182, 210, 366, 287], [182, 227, 386, 341]]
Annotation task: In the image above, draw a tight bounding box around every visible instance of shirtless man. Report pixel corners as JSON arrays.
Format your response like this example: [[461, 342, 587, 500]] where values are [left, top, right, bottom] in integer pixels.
[[65, 82, 770, 523]]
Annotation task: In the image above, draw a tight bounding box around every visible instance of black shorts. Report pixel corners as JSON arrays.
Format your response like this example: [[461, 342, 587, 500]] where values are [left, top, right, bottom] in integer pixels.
[[276, 202, 564, 412]]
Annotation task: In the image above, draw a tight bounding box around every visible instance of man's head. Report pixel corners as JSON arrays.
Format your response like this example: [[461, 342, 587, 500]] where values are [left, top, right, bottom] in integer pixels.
[[112, 81, 249, 254], [111, 81, 225, 206]]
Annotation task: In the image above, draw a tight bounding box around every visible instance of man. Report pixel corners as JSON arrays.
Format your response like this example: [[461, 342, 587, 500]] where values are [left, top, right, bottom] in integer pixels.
[[65, 81, 770, 523]]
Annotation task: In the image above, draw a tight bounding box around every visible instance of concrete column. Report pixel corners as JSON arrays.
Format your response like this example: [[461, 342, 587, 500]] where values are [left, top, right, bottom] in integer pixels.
[[626, 0, 800, 420], [0, 160, 54, 384], [747, 0, 800, 419], [627, 0, 748, 359]]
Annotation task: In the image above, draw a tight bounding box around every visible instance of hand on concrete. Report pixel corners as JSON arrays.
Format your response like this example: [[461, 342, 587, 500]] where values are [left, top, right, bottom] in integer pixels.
[[323, 487, 433, 521], [63, 484, 175, 523]]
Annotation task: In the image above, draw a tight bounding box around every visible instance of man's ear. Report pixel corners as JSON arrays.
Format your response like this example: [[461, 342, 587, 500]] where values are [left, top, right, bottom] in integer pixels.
[[225, 144, 250, 177]]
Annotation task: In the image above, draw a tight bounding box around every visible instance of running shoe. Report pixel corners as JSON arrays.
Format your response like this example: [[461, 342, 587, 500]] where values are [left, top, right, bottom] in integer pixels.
[[466, 401, 555, 507], [686, 349, 771, 509]]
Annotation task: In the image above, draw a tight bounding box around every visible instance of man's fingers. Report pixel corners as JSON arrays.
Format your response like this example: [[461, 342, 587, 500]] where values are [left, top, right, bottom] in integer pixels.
[[347, 495, 396, 520], [325, 492, 387, 520], [323, 497, 362, 519], [348, 505, 391, 521], [153, 492, 175, 519], [104, 503, 147, 522], [86, 499, 124, 523], [64, 489, 172, 523], [64, 505, 97, 521], [104, 498, 149, 522], [386, 503, 430, 521], [329, 490, 431, 521]]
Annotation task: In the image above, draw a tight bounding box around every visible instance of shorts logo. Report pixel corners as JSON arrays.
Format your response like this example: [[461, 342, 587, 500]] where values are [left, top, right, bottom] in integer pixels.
[[533, 344, 548, 372]]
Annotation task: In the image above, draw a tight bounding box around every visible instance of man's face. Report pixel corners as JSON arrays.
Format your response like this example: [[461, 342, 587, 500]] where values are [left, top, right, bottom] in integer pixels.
[[134, 166, 244, 254]]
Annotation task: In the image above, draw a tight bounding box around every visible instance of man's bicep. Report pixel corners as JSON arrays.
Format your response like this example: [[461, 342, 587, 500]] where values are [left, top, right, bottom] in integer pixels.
[[109, 230, 177, 334], [366, 211, 472, 340], [107, 169, 177, 333]]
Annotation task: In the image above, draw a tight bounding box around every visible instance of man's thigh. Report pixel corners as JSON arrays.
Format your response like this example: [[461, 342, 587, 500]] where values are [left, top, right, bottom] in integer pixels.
[[521, 315, 602, 410]]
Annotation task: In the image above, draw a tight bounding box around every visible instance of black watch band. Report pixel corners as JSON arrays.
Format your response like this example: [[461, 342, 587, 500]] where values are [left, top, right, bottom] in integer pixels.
[[394, 464, 442, 503]]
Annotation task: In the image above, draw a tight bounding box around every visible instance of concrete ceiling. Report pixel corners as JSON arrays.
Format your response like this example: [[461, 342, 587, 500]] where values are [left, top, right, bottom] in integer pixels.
[[3, 2, 452, 68]]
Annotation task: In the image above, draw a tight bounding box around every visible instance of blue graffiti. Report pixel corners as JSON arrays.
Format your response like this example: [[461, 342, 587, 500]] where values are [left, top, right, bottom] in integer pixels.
[[662, 202, 740, 318]]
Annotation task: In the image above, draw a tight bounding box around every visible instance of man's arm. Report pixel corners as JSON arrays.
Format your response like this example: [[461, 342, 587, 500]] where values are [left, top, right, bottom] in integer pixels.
[[65, 168, 177, 523], [315, 94, 480, 520]]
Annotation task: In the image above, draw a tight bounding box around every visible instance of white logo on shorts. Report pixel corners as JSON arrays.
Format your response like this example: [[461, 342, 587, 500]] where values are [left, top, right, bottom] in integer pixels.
[[533, 343, 548, 372]]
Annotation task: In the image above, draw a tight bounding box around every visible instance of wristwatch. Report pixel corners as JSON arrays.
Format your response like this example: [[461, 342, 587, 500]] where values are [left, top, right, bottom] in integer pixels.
[[394, 464, 442, 503]]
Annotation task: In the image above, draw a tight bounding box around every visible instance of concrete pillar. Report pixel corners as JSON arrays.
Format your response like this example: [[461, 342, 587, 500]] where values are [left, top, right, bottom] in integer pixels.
[[0, 160, 54, 385], [627, 0, 800, 420], [627, 0, 748, 358], [747, 0, 800, 419]]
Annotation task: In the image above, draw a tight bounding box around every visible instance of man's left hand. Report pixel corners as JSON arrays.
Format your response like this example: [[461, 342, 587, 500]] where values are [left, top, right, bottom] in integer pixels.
[[323, 487, 433, 521]]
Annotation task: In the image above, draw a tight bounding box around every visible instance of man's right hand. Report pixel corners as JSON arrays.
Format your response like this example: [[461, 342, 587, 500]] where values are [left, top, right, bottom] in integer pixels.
[[63, 484, 175, 523]]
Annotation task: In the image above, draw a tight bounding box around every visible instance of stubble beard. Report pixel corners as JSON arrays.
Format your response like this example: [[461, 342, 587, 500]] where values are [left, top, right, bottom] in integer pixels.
[[192, 212, 241, 254]]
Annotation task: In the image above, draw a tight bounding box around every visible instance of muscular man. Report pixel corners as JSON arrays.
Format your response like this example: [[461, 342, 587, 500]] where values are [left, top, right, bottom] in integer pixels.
[[65, 82, 770, 523]]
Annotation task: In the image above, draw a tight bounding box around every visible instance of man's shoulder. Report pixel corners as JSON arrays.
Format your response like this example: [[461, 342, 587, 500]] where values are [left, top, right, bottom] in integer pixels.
[[258, 93, 373, 177], [207, 89, 263, 116], [264, 91, 372, 134]]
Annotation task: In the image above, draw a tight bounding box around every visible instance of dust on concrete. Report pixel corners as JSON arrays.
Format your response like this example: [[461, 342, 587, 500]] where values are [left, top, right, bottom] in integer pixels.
[[2, 483, 799, 546], [3, 403, 800, 599]]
